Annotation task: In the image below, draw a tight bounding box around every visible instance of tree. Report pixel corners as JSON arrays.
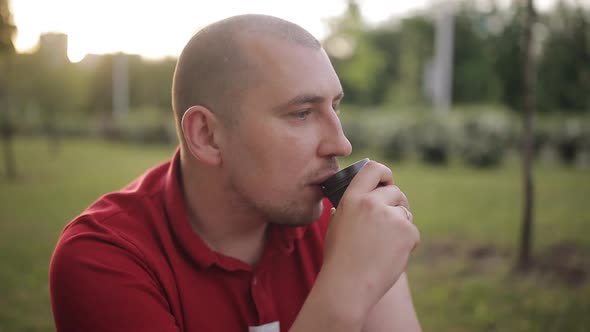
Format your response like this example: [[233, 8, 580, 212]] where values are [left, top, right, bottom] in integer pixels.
[[494, 4, 526, 112], [452, 3, 503, 104], [537, 2, 590, 112], [0, 0, 17, 180], [324, 0, 388, 105], [388, 16, 433, 106], [517, 0, 537, 271]]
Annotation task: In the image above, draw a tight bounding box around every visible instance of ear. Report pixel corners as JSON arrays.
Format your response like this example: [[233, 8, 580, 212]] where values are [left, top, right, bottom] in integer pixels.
[[181, 105, 222, 166]]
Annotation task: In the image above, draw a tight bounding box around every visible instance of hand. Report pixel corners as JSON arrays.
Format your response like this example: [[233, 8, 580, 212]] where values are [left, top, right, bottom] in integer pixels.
[[321, 160, 420, 322]]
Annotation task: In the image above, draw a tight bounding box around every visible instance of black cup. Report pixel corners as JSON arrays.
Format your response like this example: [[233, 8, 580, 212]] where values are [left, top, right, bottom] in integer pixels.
[[320, 158, 369, 207]]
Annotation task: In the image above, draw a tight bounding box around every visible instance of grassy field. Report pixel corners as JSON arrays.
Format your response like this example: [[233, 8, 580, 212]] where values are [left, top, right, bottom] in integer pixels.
[[0, 137, 589, 331]]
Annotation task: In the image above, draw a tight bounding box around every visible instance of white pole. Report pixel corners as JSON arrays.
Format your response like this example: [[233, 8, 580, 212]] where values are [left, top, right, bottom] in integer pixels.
[[432, 2, 455, 115], [112, 53, 129, 118]]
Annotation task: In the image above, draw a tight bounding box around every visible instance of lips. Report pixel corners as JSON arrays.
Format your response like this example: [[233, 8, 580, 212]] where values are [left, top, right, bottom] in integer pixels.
[[309, 169, 338, 187]]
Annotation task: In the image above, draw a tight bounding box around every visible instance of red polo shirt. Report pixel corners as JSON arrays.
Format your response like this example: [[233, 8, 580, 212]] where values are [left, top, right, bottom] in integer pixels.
[[49, 150, 332, 332]]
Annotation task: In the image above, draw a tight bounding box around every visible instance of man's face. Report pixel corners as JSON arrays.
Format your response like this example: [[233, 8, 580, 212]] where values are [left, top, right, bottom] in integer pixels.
[[218, 38, 352, 226]]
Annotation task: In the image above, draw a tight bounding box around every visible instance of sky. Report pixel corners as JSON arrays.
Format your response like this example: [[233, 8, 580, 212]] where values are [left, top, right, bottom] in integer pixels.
[[10, 0, 570, 62]]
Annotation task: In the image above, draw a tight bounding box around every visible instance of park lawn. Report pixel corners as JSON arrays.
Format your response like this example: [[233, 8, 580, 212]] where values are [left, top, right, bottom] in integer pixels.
[[0, 137, 589, 331]]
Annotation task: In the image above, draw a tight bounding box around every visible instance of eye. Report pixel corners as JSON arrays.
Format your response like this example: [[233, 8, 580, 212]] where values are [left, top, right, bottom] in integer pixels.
[[293, 110, 311, 120]]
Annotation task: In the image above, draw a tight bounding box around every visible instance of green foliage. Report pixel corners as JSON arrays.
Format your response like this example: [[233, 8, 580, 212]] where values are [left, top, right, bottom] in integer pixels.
[[554, 120, 588, 165], [363, 28, 401, 104], [129, 57, 176, 110], [412, 115, 453, 165], [325, 1, 388, 105], [537, 3, 590, 112], [326, 1, 433, 106], [0, 0, 16, 55], [341, 106, 589, 168], [323, 1, 589, 114], [335, 39, 387, 105], [382, 125, 412, 162], [493, 4, 526, 111], [459, 113, 509, 167], [342, 120, 370, 152], [386, 16, 433, 106], [452, 5, 503, 103]]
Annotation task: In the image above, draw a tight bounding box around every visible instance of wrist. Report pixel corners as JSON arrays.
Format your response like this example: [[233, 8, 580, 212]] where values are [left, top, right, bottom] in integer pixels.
[[292, 266, 371, 331], [325, 269, 365, 322]]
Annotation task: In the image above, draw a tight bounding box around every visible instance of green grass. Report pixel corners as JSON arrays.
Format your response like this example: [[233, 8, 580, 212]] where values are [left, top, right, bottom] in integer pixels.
[[1, 137, 589, 331], [0, 138, 174, 332]]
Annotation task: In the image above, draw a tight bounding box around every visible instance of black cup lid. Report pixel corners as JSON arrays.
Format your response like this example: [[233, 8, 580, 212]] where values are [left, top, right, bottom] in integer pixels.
[[321, 158, 369, 192]]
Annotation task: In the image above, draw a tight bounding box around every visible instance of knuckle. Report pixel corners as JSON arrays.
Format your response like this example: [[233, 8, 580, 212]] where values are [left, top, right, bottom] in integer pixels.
[[378, 162, 392, 176], [400, 190, 408, 202], [358, 195, 379, 210], [366, 160, 379, 168], [366, 160, 390, 173], [401, 221, 419, 241]]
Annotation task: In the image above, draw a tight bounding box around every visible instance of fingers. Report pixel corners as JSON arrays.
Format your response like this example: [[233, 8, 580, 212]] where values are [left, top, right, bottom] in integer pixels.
[[367, 185, 410, 210], [388, 205, 420, 248], [397, 205, 413, 223], [358, 182, 413, 224], [385, 205, 420, 250], [341, 160, 413, 223], [346, 161, 394, 196]]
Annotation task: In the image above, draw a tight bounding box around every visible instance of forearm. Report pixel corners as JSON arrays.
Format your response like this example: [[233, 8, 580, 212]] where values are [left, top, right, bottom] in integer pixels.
[[362, 273, 422, 332], [291, 271, 422, 332], [290, 266, 380, 332], [289, 266, 370, 332]]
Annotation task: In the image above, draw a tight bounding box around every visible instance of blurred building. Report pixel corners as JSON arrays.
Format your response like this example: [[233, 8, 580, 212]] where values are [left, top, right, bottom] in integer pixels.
[[37, 32, 69, 68]]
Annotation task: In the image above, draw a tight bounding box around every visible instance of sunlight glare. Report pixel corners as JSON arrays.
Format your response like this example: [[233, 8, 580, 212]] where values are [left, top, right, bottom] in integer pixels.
[[11, 0, 568, 61]]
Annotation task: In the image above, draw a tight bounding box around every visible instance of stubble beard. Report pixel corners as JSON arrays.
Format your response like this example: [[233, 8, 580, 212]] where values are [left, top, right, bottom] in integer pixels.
[[228, 175, 321, 227]]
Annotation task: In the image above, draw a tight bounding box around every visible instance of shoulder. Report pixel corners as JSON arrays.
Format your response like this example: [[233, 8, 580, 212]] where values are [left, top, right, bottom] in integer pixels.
[[52, 159, 172, 275]]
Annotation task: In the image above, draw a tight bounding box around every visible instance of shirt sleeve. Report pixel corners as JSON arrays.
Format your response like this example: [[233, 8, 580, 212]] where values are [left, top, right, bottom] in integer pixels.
[[49, 222, 180, 332]]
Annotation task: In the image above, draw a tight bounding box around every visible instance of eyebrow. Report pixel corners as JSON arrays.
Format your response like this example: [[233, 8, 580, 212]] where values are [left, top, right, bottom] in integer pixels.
[[275, 91, 344, 111]]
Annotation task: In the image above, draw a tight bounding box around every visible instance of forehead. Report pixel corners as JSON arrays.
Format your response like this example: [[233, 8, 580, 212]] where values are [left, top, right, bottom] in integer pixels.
[[239, 37, 342, 107]]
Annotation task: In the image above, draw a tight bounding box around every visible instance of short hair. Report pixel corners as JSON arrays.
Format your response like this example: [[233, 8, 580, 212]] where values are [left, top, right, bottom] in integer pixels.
[[171, 14, 321, 132]]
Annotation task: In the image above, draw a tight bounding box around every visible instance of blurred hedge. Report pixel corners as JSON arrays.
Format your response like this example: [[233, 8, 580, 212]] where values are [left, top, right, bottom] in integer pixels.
[[340, 107, 589, 168]]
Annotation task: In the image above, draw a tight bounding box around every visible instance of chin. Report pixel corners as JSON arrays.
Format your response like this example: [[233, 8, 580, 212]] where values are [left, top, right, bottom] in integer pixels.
[[266, 194, 325, 226], [276, 203, 323, 227], [292, 201, 323, 226]]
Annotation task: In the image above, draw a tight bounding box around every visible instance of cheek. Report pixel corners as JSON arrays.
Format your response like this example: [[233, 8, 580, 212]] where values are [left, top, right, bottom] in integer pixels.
[[225, 122, 284, 179], [226, 119, 318, 184], [267, 127, 316, 167]]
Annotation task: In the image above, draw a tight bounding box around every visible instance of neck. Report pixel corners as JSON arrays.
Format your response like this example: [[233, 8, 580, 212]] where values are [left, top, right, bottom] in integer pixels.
[[180, 151, 268, 266]]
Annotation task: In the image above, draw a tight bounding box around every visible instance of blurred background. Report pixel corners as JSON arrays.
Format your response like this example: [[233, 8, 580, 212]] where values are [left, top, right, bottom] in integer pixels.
[[0, 0, 589, 331]]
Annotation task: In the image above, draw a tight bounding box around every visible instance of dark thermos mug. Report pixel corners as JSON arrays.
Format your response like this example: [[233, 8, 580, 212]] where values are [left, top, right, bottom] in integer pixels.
[[320, 158, 369, 208]]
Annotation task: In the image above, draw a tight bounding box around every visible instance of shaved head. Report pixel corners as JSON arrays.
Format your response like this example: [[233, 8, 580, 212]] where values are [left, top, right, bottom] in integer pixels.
[[172, 14, 321, 138]]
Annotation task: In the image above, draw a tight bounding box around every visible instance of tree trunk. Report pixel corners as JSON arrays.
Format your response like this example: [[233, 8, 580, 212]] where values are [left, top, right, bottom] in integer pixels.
[[43, 106, 61, 157], [1, 103, 17, 180], [0, 56, 17, 180], [517, 0, 537, 271]]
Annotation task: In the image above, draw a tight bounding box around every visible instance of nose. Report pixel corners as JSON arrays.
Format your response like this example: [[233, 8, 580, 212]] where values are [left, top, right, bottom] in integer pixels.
[[317, 109, 353, 158]]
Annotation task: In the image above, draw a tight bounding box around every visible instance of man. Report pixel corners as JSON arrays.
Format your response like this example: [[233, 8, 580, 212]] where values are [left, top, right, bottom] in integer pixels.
[[50, 14, 421, 332]]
